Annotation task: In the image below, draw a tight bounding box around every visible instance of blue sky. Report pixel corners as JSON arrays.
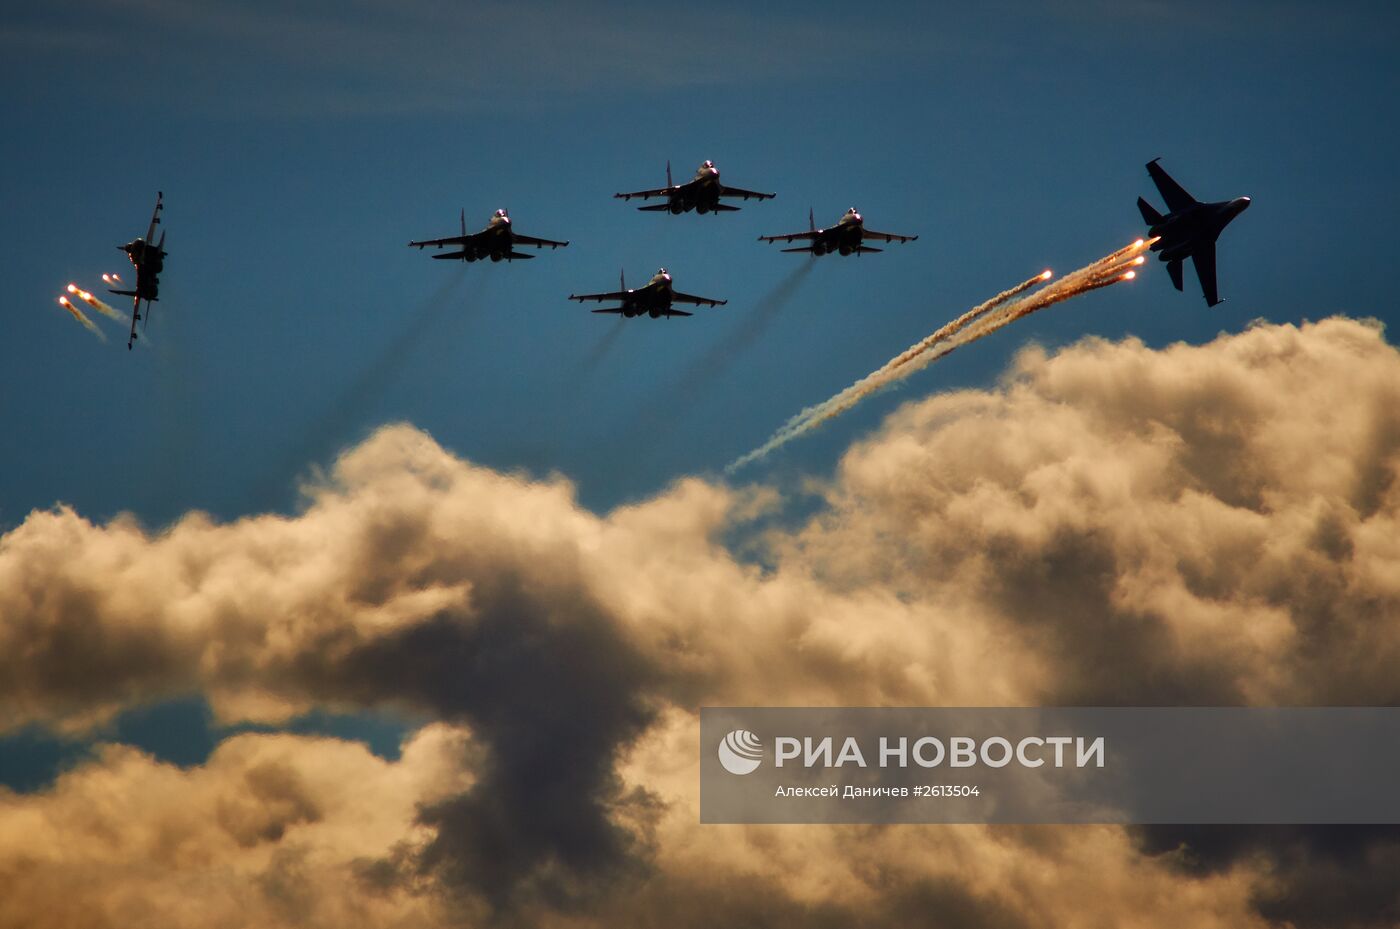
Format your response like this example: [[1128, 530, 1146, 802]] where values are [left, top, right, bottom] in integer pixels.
[[2, 0, 1398, 783]]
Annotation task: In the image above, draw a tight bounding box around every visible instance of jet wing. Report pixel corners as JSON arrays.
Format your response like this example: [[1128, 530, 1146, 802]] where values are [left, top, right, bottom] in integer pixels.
[[408, 230, 482, 250], [759, 230, 820, 243], [671, 291, 726, 307], [145, 192, 163, 241], [511, 232, 569, 249], [861, 229, 918, 244], [718, 184, 775, 202], [126, 294, 142, 349], [614, 185, 681, 201], [1190, 242, 1221, 307], [1146, 159, 1199, 213], [570, 290, 631, 303]]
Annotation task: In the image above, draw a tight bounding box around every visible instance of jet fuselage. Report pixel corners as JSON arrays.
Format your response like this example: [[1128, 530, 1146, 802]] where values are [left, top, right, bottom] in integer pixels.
[[1147, 197, 1251, 263], [120, 237, 165, 301], [666, 161, 724, 214], [615, 270, 676, 316], [460, 210, 517, 261], [808, 209, 866, 255]]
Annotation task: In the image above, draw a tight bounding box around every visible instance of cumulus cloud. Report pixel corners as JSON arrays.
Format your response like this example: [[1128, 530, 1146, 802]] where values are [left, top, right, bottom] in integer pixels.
[[784, 316, 1400, 706], [0, 726, 469, 929], [2, 317, 1399, 926]]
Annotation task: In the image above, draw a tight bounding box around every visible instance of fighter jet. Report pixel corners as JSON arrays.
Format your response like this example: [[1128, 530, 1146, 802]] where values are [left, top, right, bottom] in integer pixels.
[[109, 192, 166, 350], [758, 207, 917, 256], [1137, 159, 1250, 307], [408, 208, 568, 262], [615, 160, 774, 214], [569, 268, 726, 318]]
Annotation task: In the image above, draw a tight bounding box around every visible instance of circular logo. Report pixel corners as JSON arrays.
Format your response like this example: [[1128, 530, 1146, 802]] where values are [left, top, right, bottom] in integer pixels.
[[717, 729, 764, 775]]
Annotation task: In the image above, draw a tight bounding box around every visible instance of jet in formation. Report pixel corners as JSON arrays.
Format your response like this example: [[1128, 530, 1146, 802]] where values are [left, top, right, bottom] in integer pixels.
[[759, 207, 917, 256], [615, 160, 775, 214], [569, 268, 726, 318], [110, 192, 166, 350], [1137, 158, 1250, 307], [408, 208, 569, 262]]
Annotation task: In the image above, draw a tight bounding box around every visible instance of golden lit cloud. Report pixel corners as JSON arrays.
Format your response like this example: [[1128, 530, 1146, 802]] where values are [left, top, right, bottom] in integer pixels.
[[2, 317, 1399, 926]]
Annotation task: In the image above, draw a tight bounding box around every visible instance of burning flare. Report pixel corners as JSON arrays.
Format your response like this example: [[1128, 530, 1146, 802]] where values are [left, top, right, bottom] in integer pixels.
[[67, 282, 127, 322]]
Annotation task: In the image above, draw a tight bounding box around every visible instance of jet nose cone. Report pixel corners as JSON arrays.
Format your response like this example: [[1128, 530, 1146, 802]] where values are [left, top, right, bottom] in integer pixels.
[[1237, 196, 1252, 211]]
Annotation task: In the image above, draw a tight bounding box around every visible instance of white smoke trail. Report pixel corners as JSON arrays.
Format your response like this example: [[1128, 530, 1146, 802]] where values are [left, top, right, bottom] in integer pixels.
[[843, 254, 1140, 411], [730, 273, 1049, 467], [57, 296, 106, 341], [725, 240, 1152, 472], [884, 270, 1051, 375]]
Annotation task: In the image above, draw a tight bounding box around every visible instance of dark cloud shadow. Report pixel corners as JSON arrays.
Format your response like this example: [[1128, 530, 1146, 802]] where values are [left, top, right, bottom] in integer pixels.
[[1136, 824, 1400, 929], [302, 572, 659, 913]]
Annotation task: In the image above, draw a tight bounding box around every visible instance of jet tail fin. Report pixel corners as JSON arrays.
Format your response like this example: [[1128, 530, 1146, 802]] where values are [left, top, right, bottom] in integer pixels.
[[460, 208, 466, 237], [108, 288, 138, 297], [809, 207, 815, 232], [505, 251, 535, 260], [1137, 197, 1164, 226], [1166, 258, 1184, 292], [856, 245, 883, 254], [666, 160, 673, 188]]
